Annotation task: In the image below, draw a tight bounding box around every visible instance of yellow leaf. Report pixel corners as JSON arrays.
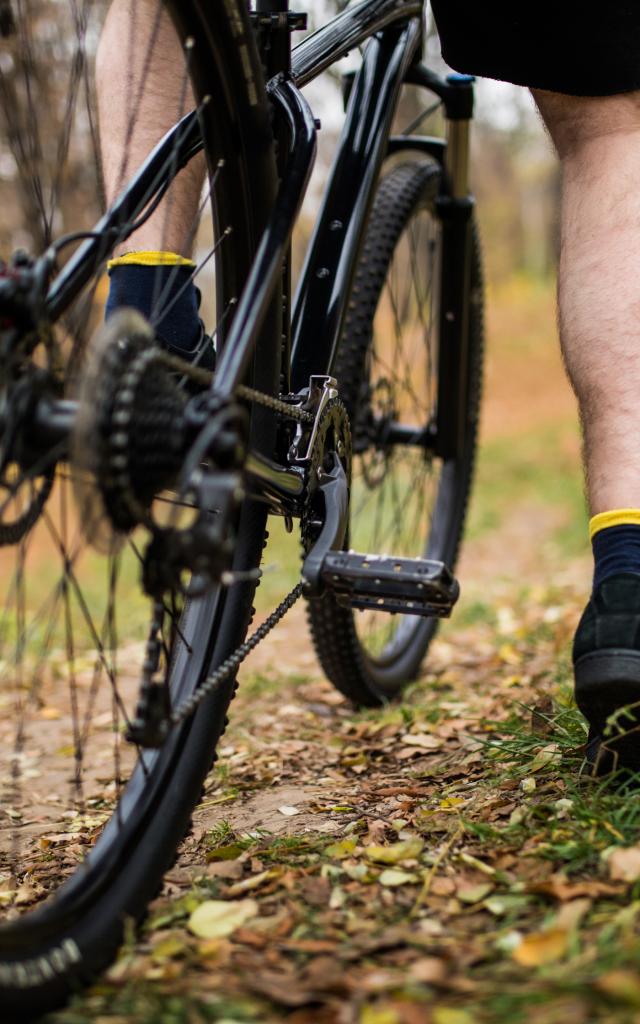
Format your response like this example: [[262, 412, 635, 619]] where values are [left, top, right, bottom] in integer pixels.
[[364, 838, 424, 864], [607, 846, 640, 884], [40, 706, 61, 720], [438, 797, 466, 810], [360, 1008, 401, 1024], [188, 899, 258, 939], [325, 837, 357, 860], [433, 1010, 474, 1024], [511, 927, 569, 966], [498, 642, 520, 665], [151, 935, 188, 962]]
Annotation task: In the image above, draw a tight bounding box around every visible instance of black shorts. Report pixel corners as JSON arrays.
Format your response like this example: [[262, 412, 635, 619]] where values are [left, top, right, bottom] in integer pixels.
[[430, 1, 640, 97]]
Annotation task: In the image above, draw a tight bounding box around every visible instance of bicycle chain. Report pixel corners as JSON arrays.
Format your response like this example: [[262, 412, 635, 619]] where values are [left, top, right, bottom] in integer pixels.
[[151, 350, 315, 425], [168, 581, 304, 728]]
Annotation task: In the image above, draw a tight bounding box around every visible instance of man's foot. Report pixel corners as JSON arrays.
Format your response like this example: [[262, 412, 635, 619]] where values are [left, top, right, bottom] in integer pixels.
[[573, 572, 640, 775]]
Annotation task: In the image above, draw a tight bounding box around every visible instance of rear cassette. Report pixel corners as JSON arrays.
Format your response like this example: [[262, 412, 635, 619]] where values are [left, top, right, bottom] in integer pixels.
[[71, 309, 188, 551]]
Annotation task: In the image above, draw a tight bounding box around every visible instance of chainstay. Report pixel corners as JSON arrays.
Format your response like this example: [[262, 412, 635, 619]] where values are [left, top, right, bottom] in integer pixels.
[[157, 351, 315, 424], [169, 581, 305, 726]]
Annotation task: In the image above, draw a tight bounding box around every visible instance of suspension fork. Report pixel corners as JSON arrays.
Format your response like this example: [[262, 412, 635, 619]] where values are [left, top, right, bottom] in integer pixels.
[[407, 67, 476, 461]]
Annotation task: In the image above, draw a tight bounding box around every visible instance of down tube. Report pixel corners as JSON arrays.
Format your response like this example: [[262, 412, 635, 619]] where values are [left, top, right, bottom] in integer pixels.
[[290, 19, 421, 392]]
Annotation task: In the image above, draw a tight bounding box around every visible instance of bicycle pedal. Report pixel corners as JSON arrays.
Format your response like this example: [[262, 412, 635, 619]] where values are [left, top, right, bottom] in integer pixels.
[[318, 551, 460, 617]]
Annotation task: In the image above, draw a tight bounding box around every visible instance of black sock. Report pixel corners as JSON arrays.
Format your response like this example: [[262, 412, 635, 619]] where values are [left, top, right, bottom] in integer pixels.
[[105, 253, 201, 355], [591, 517, 640, 590]]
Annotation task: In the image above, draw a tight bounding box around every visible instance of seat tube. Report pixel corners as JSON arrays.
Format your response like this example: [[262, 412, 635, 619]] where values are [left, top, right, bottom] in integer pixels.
[[251, 0, 304, 394]]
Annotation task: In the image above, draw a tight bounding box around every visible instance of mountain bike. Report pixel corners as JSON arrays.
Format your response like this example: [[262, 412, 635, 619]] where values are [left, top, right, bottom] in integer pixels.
[[0, 0, 483, 1013]]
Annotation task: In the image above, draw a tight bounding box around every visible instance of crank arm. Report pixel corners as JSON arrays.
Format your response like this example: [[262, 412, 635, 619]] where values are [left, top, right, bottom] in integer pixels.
[[302, 452, 349, 594]]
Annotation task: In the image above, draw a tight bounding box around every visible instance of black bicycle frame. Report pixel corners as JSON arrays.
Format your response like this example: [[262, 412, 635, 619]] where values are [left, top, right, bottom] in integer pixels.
[[41, 0, 476, 496]]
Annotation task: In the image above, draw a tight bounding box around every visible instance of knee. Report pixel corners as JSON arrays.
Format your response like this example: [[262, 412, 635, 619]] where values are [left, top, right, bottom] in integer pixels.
[[532, 88, 640, 160]]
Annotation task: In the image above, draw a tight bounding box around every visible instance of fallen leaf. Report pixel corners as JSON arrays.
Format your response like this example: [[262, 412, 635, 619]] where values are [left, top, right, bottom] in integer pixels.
[[364, 838, 424, 864], [278, 805, 300, 816], [528, 876, 620, 901], [457, 882, 494, 905], [360, 1007, 401, 1024], [188, 899, 258, 939], [205, 843, 246, 862], [378, 869, 419, 887], [433, 1009, 474, 1024], [429, 875, 456, 897], [226, 869, 279, 896], [484, 894, 531, 916], [511, 927, 569, 966], [607, 846, 640, 884], [39, 706, 62, 720], [298, 875, 331, 906], [529, 744, 561, 772], [325, 837, 357, 859], [151, 934, 188, 963], [596, 969, 640, 1007], [402, 734, 442, 750], [408, 957, 448, 984], [554, 898, 591, 931]]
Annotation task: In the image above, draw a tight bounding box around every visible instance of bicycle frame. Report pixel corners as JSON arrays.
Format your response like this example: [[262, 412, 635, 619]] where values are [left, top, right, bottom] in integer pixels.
[[41, 0, 477, 506]]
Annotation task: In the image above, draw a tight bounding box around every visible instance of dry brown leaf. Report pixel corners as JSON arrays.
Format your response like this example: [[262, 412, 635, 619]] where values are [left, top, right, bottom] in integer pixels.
[[554, 898, 591, 931], [607, 846, 640, 884], [226, 868, 280, 897], [297, 875, 331, 907], [527, 875, 620, 901], [401, 734, 442, 751], [595, 969, 640, 1007], [408, 956, 448, 985]]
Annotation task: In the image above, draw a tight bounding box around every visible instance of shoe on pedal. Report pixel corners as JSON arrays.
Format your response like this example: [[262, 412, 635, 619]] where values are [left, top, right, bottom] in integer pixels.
[[573, 572, 640, 775]]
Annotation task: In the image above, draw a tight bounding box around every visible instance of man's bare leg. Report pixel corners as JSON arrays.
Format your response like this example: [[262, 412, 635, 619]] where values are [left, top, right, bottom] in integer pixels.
[[535, 89, 640, 772], [96, 0, 211, 359], [533, 89, 640, 514], [96, 0, 205, 256]]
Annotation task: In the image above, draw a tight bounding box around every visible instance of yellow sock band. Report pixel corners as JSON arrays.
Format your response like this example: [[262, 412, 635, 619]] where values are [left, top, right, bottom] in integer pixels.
[[589, 509, 640, 541], [107, 251, 196, 270]]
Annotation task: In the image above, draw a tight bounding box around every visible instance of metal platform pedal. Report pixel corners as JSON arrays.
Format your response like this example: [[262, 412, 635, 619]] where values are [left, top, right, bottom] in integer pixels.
[[315, 551, 460, 617]]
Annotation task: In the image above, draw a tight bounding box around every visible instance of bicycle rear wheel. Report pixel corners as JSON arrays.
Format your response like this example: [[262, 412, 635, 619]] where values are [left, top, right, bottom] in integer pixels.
[[0, 1, 279, 1015], [308, 161, 484, 706]]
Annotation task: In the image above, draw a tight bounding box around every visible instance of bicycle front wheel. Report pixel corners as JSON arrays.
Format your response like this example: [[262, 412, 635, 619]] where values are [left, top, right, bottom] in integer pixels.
[[309, 161, 484, 706], [0, 1, 279, 1015]]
